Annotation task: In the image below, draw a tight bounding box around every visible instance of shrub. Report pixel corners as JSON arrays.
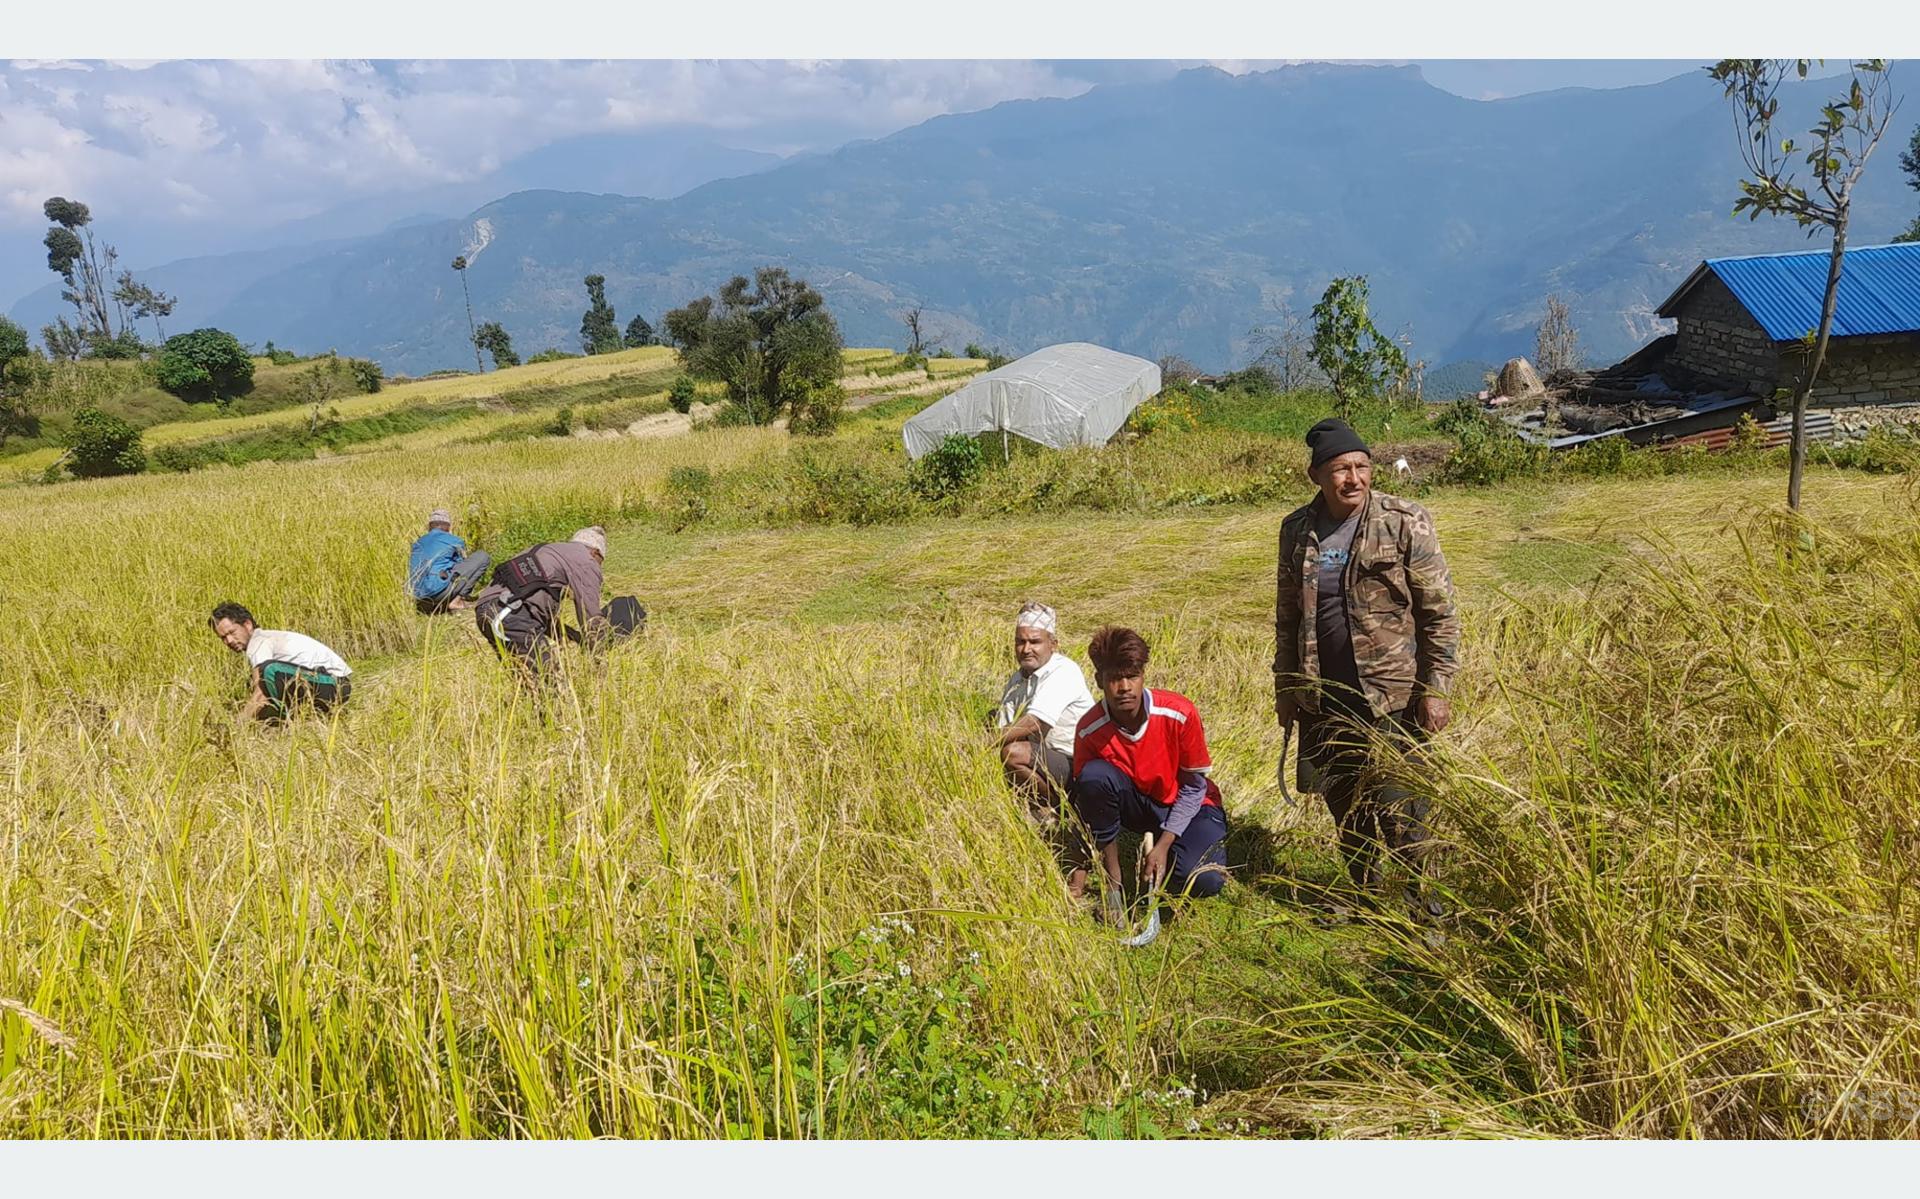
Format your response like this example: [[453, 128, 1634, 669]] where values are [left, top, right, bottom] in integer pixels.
[[1127, 392, 1199, 437], [545, 406, 576, 437], [664, 465, 713, 530], [712, 400, 755, 428], [898, 352, 930, 375], [668, 375, 698, 415], [65, 406, 147, 478], [86, 330, 148, 360], [526, 348, 579, 365], [790, 382, 847, 437], [1431, 399, 1545, 485], [156, 328, 255, 403], [349, 358, 384, 394], [909, 433, 987, 500], [263, 341, 300, 366]]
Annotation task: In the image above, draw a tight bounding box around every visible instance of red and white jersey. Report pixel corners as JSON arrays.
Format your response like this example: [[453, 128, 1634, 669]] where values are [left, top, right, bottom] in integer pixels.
[[1072, 688, 1223, 810]]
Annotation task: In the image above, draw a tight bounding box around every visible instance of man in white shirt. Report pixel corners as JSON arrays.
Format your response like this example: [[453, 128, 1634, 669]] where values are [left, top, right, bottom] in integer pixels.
[[209, 601, 354, 724], [995, 601, 1096, 893]]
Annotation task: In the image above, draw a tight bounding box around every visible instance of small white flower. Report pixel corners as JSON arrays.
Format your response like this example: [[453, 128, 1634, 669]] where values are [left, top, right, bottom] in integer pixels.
[[896, 962, 912, 978]]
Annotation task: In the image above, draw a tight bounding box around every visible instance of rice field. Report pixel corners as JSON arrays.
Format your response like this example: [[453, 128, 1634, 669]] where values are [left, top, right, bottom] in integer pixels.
[[2, 417, 1917, 1138]]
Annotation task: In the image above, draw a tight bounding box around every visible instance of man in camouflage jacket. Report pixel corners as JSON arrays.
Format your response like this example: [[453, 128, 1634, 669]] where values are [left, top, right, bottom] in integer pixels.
[[1274, 418, 1460, 922]]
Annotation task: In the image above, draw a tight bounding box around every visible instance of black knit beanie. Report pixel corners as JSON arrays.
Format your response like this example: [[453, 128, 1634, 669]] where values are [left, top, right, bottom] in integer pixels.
[[1305, 418, 1370, 469]]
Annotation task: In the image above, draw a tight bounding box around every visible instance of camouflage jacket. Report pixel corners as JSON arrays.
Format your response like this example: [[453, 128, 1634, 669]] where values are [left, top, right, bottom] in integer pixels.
[[1272, 489, 1460, 718]]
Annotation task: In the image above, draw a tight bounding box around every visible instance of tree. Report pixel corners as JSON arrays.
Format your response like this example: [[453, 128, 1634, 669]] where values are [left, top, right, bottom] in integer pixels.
[[1535, 294, 1583, 379], [451, 256, 484, 373], [40, 318, 87, 363], [473, 320, 519, 369], [42, 197, 118, 344], [65, 406, 146, 478], [623, 314, 658, 348], [1156, 355, 1201, 386], [580, 274, 622, 355], [662, 295, 714, 352], [1246, 299, 1325, 393], [675, 267, 844, 424], [156, 328, 255, 404], [903, 306, 932, 355], [1895, 124, 1920, 243], [113, 272, 177, 342], [1709, 59, 1899, 511], [0, 317, 43, 451], [1309, 276, 1409, 420]]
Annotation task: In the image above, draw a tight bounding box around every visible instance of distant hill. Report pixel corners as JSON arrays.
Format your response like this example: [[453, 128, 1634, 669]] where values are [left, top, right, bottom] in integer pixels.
[[11, 64, 1915, 376]]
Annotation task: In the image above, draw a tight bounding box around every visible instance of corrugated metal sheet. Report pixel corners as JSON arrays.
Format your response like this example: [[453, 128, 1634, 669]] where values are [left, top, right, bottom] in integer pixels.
[[1670, 409, 1834, 451], [1657, 242, 1920, 341]]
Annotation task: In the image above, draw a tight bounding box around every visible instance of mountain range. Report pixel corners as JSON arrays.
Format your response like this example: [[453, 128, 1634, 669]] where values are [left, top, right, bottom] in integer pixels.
[[11, 63, 1916, 376]]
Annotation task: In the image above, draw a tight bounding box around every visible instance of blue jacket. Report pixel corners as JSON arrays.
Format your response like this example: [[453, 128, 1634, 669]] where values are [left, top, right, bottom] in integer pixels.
[[408, 530, 467, 599]]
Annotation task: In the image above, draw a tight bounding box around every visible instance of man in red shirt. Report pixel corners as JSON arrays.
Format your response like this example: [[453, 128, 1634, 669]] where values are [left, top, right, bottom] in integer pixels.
[[1070, 625, 1229, 902]]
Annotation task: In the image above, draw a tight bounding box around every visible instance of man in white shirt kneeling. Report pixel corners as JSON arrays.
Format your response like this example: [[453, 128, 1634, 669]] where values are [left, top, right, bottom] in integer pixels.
[[209, 601, 354, 724], [995, 601, 1097, 895]]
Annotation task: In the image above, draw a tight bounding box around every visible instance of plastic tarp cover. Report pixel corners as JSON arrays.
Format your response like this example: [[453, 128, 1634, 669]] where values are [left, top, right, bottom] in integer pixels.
[[901, 342, 1162, 459]]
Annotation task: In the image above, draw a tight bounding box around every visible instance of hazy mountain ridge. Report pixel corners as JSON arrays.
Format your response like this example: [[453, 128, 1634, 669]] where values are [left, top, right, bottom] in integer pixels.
[[10, 64, 1913, 375]]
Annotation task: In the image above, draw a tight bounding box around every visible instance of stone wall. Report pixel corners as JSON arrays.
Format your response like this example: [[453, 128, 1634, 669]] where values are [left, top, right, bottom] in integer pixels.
[[1667, 273, 1780, 389], [1804, 334, 1920, 406]]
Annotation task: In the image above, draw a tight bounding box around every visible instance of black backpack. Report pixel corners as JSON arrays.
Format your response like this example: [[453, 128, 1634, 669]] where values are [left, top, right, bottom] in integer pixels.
[[492, 545, 562, 603]]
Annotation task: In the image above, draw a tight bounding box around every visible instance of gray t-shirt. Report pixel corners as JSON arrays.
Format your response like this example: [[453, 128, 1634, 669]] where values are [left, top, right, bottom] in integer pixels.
[[1314, 509, 1364, 699]]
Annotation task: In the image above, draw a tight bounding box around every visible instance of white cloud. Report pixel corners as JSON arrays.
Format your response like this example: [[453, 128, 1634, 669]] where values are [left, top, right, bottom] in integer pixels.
[[0, 59, 1106, 238]]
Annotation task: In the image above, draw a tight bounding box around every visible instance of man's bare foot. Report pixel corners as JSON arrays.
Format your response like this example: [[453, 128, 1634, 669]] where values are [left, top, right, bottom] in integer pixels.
[[1066, 868, 1089, 900], [449, 597, 474, 611]]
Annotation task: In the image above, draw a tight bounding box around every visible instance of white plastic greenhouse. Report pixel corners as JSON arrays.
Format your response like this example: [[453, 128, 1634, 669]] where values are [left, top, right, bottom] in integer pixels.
[[900, 342, 1162, 460]]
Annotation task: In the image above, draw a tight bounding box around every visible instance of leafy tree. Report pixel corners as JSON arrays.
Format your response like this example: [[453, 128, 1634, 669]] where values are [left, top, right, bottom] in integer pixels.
[[1709, 59, 1898, 511], [473, 320, 519, 368], [40, 318, 88, 363], [1309, 276, 1409, 419], [451, 256, 484, 372], [349, 358, 384, 394], [662, 295, 714, 352], [65, 406, 146, 478], [1895, 125, 1920, 243], [675, 268, 844, 424], [41, 197, 163, 355], [580, 274, 622, 355], [623, 314, 658, 348], [0, 317, 43, 451], [85, 329, 147, 360], [156, 328, 256, 404], [43, 197, 118, 343], [113, 272, 177, 342], [964, 342, 986, 359]]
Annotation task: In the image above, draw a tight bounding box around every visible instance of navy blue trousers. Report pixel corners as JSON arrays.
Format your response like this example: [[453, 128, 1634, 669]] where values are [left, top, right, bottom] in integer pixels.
[[1071, 759, 1228, 898]]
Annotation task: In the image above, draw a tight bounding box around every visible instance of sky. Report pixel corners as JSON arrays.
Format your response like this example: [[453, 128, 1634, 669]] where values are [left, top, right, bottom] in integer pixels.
[[0, 58, 1741, 308]]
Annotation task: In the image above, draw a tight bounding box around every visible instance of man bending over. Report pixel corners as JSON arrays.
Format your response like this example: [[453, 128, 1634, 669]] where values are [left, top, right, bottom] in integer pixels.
[[209, 601, 353, 724]]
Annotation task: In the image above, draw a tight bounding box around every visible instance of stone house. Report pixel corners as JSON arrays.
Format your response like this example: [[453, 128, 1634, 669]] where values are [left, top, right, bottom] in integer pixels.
[[1655, 241, 1920, 409]]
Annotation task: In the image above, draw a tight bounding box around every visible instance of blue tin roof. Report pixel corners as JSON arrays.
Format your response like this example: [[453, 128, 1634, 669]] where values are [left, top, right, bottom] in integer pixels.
[[1656, 241, 1920, 342]]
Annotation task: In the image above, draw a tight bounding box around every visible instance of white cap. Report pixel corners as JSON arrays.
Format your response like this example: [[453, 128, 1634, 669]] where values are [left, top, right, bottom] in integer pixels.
[[571, 525, 607, 557], [1016, 601, 1057, 635]]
